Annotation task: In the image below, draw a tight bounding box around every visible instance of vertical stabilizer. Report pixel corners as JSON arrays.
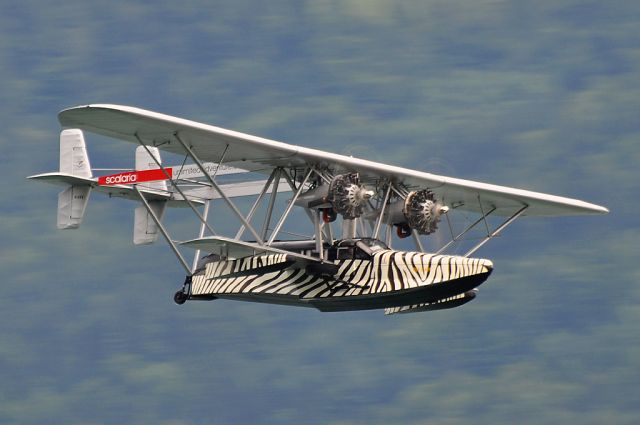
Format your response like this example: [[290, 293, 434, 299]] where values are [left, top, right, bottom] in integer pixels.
[[134, 202, 167, 244], [57, 129, 92, 229], [135, 146, 167, 192], [60, 129, 92, 178], [133, 146, 168, 244]]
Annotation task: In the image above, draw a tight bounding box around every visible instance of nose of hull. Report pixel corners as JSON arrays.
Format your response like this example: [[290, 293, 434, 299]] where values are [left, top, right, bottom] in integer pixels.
[[482, 259, 494, 274], [446, 256, 493, 279]]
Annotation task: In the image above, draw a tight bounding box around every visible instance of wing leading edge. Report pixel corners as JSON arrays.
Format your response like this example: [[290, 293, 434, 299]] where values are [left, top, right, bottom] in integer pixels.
[[58, 104, 608, 217]]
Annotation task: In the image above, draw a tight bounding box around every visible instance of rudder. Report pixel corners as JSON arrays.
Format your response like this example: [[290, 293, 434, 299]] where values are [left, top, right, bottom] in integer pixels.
[[133, 146, 168, 244], [57, 129, 92, 229]]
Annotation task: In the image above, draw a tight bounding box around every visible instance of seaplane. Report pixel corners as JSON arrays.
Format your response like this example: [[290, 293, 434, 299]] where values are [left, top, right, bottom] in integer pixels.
[[29, 104, 608, 315]]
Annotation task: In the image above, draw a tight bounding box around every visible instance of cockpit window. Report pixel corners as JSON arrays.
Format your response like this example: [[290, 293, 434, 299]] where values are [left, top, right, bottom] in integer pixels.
[[357, 238, 389, 252], [329, 238, 388, 261]]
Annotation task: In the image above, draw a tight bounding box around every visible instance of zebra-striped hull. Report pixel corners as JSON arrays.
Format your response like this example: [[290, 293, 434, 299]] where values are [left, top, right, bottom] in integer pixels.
[[190, 250, 493, 312], [384, 290, 477, 315]]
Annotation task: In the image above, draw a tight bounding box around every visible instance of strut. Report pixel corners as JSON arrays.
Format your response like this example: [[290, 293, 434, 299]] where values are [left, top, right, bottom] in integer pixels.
[[437, 206, 497, 255], [134, 134, 216, 238], [133, 185, 192, 274], [464, 205, 528, 257], [172, 132, 265, 244]]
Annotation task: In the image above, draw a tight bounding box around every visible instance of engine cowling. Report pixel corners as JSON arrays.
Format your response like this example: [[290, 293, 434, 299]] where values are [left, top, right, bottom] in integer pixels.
[[403, 189, 448, 235]]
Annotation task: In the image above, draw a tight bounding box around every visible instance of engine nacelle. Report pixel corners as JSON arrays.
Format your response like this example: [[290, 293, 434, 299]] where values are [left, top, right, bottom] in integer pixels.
[[294, 173, 374, 220], [385, 189, 449, 236]]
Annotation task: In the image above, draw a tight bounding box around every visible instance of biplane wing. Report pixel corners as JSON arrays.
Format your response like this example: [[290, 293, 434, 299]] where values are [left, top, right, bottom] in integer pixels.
[[58, 104, 608, 217]]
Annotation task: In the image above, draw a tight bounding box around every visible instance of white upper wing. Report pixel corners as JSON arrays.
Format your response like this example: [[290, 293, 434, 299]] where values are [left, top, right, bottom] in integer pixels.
[[58, 104, 608, 217]]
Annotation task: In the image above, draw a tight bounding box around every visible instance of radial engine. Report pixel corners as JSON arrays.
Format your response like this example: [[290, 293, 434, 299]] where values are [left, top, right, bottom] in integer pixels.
[[385, 189, 449, 237], [294, 173, 374, 221]]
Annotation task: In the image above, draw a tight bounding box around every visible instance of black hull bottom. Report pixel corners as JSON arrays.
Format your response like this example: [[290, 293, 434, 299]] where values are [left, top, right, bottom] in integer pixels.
[[190, 271, 491, 312]]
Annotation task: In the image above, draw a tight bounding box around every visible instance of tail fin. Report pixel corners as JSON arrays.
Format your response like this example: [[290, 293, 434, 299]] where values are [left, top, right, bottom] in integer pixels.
[[134, 146, 167, 192], [133, 146, 168, 245], [59, 129, 92, 177], [57, 130, 92, 229]]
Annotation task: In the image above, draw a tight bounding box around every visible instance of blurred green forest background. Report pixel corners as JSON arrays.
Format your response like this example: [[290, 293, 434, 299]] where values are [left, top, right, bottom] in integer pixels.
[[1, 1, 638, 424]]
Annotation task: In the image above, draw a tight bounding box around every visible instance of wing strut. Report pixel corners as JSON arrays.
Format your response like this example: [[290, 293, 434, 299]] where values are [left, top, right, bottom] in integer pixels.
[[373, 182, 392, 239], [234, 168, 279, 240], [313, 209, 324, 260], [261, 168, 281, 240], [133, 185, 192, 274], [464, 205, 528, 257], [437, 206, 497, 254], [267, 168, 314, 245], [134, 134, 217, 238], [172, 132, 265, 244], [192, 199, 211, 272], [411, 231, 425, 252]]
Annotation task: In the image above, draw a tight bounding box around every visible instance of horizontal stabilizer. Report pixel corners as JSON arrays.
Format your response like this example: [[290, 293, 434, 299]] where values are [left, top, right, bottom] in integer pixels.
[[29, 175, 283, 205], [181, 236, 321, 263], [92, 179, 284, 205], [28, 172, 94, 187]]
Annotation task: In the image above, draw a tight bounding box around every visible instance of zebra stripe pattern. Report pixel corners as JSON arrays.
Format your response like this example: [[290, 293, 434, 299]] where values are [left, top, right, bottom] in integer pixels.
[[384, 291, 475, 315], [191, 250, 493, 300]]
